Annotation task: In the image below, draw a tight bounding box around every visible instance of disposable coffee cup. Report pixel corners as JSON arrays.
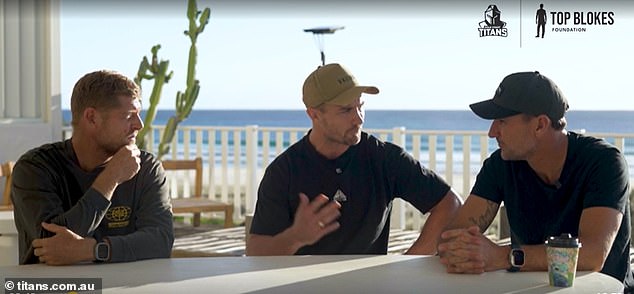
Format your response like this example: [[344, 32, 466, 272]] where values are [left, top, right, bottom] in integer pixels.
[[544, 233, 582, 287]]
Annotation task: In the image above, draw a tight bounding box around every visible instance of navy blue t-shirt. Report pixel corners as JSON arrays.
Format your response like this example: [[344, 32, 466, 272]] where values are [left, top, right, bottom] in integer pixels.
[[472, 132, 632, 286], [251, 131, 450, 254]]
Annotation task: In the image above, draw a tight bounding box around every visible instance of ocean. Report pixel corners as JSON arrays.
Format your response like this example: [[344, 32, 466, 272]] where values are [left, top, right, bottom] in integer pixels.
[[62, 109, 634, 133]]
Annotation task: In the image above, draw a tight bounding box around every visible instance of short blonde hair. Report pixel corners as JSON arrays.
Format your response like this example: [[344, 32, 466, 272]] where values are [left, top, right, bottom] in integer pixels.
[[70, 70, 140, 127]]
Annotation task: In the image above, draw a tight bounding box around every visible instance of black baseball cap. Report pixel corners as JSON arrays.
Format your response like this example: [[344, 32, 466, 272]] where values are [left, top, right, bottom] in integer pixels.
[[470, 71, 569, 120]]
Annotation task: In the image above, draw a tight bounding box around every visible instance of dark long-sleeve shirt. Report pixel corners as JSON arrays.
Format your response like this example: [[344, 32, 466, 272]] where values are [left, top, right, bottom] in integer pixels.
[[11, 139, 174, 264]]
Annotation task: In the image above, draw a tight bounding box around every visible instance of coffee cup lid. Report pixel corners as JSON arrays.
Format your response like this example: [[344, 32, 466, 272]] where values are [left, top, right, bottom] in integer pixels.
[[544, 233, 582, 248]]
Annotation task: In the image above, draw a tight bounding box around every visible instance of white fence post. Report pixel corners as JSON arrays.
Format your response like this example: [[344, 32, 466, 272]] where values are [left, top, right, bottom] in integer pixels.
[[245, 125, 258, 215], [390, 127, 406, 230], [207, 129, 216, 199], [445, 135, 454, 185], [462, 135, 471, 196], [233, 130, 242, 220]]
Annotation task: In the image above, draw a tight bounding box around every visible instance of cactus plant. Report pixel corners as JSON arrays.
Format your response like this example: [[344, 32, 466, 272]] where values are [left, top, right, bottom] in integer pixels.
[[134, 0, 210, 159], [134, 45, 173, 150]]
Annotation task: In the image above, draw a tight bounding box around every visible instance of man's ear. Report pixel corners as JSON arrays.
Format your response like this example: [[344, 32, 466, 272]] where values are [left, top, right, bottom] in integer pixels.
[[306, 107, 320, 121], [535, 114, 551, 133], [83, 107, 99, 128]]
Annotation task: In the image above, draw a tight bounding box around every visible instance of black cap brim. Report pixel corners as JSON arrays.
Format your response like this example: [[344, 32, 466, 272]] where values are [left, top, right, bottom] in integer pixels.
[[469, 99, 521, 120]]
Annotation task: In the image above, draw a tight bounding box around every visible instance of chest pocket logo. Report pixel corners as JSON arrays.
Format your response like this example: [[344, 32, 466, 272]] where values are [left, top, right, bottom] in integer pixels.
[[106, 206, 132, 228]]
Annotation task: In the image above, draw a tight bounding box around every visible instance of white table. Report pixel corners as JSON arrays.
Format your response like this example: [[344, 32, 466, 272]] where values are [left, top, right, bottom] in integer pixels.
[[0, 210, 18, 265], [0, 255, 624, 293]]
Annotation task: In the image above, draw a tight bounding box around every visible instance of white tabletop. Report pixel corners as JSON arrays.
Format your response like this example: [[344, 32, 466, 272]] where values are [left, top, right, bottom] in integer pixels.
[[0, 255, 623, 293], [0, 211, 16, 234]]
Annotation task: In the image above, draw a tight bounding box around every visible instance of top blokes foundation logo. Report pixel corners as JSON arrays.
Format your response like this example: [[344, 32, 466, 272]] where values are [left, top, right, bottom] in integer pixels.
[[478, 5, 508, 37], [548, 4, 615, 34]]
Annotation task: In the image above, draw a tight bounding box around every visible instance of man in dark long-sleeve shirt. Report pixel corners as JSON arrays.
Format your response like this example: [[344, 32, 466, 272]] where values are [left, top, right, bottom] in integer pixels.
[[11, 70, 174, 265]]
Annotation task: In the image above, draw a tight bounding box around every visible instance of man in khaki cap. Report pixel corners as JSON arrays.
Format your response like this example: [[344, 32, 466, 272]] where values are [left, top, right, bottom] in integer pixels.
[[247, 63, 462, 255]]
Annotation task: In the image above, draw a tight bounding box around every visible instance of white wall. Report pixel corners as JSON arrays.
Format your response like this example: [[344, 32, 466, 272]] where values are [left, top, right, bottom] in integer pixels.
[[0, 0, 60, 204], [0, 0, 61, 165]]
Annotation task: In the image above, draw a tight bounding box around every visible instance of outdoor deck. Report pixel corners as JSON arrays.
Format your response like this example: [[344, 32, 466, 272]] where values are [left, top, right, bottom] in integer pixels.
[[171, 224, 423, 257]]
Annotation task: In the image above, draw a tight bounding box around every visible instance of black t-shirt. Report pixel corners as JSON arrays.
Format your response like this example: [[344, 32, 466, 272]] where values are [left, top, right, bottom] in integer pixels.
[[251, 131, 450, 254], [472, 132, 632, 286]]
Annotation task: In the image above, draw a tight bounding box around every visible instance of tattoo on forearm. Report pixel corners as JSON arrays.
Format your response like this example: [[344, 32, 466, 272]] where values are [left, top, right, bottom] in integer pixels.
[[468, 201, 499, 232]]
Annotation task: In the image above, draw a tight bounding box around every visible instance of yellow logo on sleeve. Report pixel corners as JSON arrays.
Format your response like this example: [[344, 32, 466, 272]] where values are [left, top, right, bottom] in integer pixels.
[[106, 206, 131, 228]]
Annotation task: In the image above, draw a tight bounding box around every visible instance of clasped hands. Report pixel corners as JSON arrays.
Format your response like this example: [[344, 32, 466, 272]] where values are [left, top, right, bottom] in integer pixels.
[[32, 222, 95, 265], [437, 225, 505, 274]]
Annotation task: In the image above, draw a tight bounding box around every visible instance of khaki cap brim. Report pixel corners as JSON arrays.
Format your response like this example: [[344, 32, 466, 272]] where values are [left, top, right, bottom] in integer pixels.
[[325, 86, 379, 106]]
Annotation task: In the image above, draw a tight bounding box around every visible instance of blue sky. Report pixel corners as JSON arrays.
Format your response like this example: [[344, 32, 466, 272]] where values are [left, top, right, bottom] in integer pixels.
[[60, 0, 634, 110]]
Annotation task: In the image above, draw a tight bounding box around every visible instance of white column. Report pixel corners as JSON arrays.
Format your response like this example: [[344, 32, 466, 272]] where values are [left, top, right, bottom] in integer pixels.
[[19, 0, 37, 118], [46, 0, 62, 141], [0, 0, 61, 166], [3, 0, 20, 118], [0, 0, 5, 118]]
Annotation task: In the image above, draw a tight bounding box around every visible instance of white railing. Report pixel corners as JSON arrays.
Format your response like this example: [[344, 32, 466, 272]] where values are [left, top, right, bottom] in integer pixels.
[[62, 126, 634, 235]]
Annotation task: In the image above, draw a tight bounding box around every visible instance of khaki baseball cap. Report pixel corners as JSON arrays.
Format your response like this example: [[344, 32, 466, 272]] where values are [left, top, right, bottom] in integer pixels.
[[302, 63, 379, 108], [470, 71, 569, 120]]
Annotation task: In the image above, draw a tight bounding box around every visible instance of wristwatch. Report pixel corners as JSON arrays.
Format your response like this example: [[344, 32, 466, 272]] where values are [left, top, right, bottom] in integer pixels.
[[508, 248, 525, 272], [94, 241, 110, 262]]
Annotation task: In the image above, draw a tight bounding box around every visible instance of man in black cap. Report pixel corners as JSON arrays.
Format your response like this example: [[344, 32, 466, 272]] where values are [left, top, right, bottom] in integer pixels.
[[247, 63, 462, 256], [437, 71, 632, 291]]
